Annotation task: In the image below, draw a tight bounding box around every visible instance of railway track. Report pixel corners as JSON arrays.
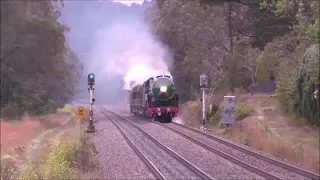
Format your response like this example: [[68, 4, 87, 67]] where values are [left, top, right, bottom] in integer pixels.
[[113, 106, 320, 180], [98, 106, 213, 180], [162, 122, 320, 180]]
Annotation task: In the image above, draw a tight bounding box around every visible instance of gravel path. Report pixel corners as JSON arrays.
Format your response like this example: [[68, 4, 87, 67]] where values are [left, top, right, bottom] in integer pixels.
[[90, 109, 156, 180], [165, 122, 311, 180], [125, 116, 265, 180], [107, 112, 202, 180]]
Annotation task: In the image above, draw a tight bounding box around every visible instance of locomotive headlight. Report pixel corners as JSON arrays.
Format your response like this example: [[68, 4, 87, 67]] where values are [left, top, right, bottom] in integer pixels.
[[160, 86, 167, 92]]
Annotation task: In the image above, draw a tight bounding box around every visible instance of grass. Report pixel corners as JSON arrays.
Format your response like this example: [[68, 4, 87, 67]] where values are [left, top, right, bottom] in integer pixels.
[[180, 93, 320, 173], [19, 135, 99, 180], [57, 104, 73, 113], [223, 120, 312, 165], [220, 95, 320, 173], [1, 104, 103, 180], [236, 103, 253, 120], [262, 106, 276, 112]]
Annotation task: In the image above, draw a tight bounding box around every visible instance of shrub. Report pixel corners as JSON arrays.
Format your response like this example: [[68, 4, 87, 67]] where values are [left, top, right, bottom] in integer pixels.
[[209, 113, 221, 125], [1, 155, 17, 180], [234, 88, 247, 95], [43, 141, 75, 180], [19, 134, 99, 179], [236, 103, 253, 120], [20, 167, 41, 180], [74, 133, 98, 172], [206, 104, 219, 122], [41, 99, 57, 114], [0, 102, 22, 119], [58, 104, 73, 113]]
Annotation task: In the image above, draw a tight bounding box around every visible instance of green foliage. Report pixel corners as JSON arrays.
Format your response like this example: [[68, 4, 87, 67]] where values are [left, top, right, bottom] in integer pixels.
[[1, 1, 81, 118], [206, 104, 219, 118], [1, 155, 17, 180], [236, 103, 253, 120], [291, 113, 308, 126], [293, 44, 320, 125], [20, 167, 41, 180], [58, 104, 73, 113], [19, 133, 99, 180], [147, 0, 319, 126], [0, 102, 21, 119], [225, 54, 252, 92], [43, 141, 75, 180], [255, 52, 269, 84], [206, 104, 221, 124], [73, 133, 99, 172]]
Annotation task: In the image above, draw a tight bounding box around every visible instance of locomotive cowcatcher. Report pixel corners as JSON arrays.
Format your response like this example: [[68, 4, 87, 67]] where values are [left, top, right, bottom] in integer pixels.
[[129, 75, 179, 123]]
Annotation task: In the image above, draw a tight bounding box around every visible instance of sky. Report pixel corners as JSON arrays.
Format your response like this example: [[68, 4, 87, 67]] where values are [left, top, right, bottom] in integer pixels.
[[113, 0, 148, 6], [59, 0, 172, 103]]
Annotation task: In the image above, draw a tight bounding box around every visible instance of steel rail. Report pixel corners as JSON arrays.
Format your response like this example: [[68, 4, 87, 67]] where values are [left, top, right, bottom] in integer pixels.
[[103, 107, 214, 180], [170, 121, 320, 180], [98, 107, 166, 180], [156, 122, 283, 180]]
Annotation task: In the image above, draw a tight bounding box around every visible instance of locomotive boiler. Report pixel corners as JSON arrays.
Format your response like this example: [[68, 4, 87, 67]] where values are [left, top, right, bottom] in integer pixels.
[[129, 75, 179, 123]]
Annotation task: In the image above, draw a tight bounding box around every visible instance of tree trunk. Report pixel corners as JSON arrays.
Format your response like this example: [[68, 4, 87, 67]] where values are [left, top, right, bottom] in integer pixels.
[[227, 3, 234, 54], [250, 69, 255, 86]]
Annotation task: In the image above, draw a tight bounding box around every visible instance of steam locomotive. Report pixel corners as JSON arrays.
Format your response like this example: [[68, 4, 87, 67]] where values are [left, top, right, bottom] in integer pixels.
[[129, 75, 179, 123]]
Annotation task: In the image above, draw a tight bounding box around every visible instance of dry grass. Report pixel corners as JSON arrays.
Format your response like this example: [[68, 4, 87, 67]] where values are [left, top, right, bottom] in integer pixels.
[[1, 104, 103, 180], [180, 93, 320, 173], [220, 95, 320, 173], [179, 101, 202, 128]]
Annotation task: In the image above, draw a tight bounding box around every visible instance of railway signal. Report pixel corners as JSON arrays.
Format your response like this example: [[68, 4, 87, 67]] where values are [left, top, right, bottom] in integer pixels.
[[86, 73, 96, 133], [200, 74, 208, 132], [88, 73, 95, 86]]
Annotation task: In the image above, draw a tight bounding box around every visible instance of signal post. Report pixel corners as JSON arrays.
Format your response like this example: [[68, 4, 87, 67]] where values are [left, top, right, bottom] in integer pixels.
[[86, 73, 96, 133], [200, 74, 208, 133]]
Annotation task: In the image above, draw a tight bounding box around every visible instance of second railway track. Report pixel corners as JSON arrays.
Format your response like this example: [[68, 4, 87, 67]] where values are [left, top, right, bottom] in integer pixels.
[[163, 122, 320, 180], [112, 106, 320, 180], [99, 106, 213, 180]]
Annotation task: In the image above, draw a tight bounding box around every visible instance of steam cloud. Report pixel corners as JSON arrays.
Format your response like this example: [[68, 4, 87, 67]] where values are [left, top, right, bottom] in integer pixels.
[[89, 22, 172, 90], [59, 1, 171, 103]]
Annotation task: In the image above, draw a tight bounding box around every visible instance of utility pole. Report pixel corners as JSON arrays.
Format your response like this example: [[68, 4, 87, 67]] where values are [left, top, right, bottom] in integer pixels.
[[86, 73, 96, 133], [200, 74, 208, 132]]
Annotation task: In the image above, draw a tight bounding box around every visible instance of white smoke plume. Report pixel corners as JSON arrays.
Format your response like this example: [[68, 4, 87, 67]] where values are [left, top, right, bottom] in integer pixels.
[[89, 22, 172, 90]]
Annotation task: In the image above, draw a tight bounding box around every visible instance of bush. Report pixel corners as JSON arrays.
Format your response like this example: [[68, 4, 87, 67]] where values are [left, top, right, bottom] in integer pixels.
[[43, 141, 75, 180], [58, 104, 73, 113], [209, 113, 221, 124], [236, 103, 253, 120], [0, 102, 22, 119], [206, 104, 219, 122], [74, 133, 98, 172], [1, 155, 17, 180], [234, 88, 247, 95], [20, 167, 41, 180], [20, 141, 76, 180], [19, 133, 99, 180], [41, 99, 57, 114], [203, 104, 223, 126]]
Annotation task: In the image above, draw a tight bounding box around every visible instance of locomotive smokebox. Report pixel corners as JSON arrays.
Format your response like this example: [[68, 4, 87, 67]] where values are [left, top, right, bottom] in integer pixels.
[[152, 77, 175, 101]]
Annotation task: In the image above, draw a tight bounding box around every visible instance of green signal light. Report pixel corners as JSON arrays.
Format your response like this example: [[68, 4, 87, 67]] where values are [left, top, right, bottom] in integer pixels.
[[89, 75, 94, 79]]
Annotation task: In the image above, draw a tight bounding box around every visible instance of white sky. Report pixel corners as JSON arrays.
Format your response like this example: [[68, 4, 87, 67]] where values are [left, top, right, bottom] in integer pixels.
[[112, 0, 149, 6]]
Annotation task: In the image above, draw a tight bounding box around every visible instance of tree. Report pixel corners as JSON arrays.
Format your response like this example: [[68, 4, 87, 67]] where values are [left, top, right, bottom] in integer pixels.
[[1, 1, 81, 118], [146, 0, 319, 126]]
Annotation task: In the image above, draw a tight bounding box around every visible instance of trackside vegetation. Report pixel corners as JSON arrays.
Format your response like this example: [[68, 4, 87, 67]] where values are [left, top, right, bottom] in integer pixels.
[[146, 0, 319, 126]]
